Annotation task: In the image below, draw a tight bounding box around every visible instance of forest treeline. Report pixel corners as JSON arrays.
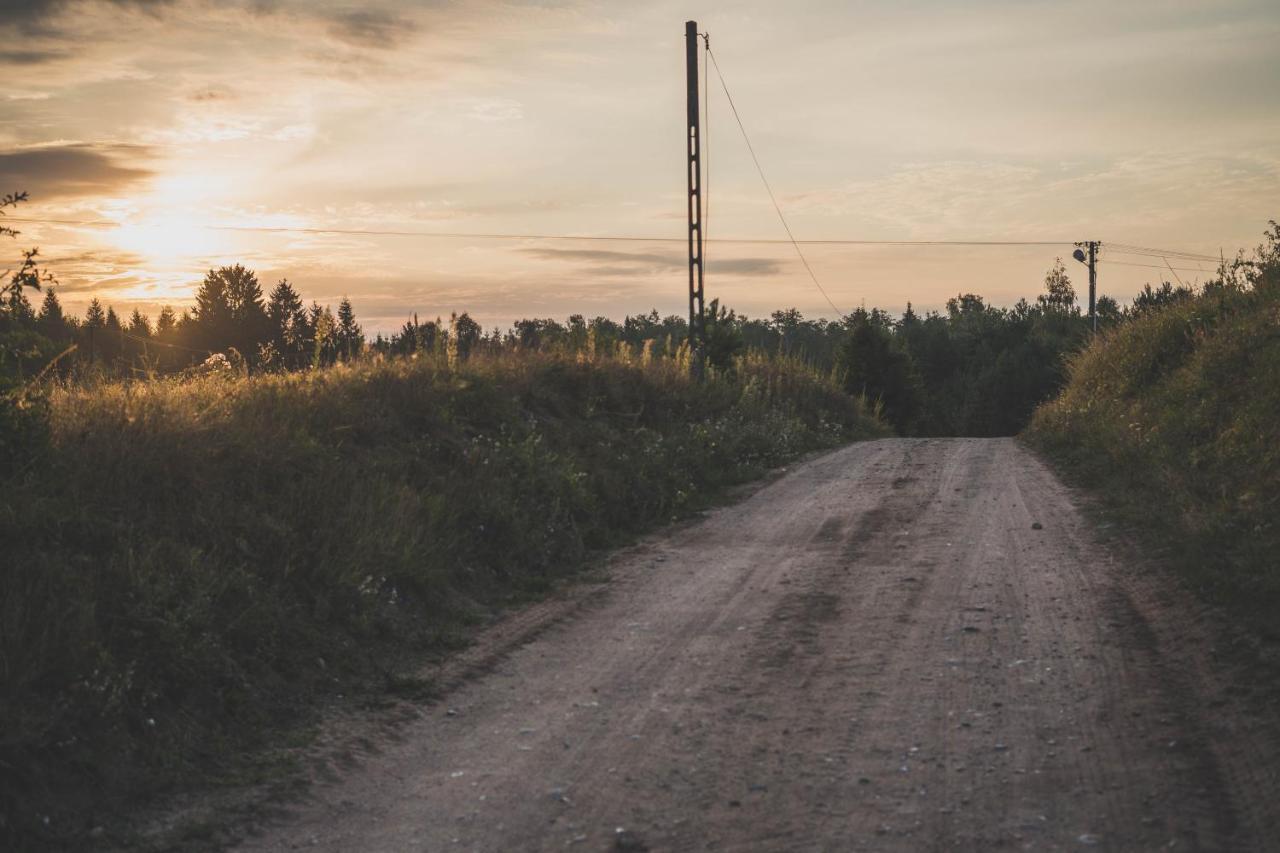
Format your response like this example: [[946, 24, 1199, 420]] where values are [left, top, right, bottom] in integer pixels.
[[4, 251, 1200, 441], [0, 188, 1248, 444]]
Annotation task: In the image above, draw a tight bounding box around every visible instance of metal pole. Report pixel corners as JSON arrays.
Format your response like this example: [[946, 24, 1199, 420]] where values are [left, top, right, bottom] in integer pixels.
[[685, 20, 705, 377], [1088, 240, 1098, 332]]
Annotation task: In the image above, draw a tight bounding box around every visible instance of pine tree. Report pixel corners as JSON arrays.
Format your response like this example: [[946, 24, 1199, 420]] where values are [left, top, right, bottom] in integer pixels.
[[84, 299, 105, 328], [37, 289, 67, 340], [128, 308, 151, 337], [267, 279, 307, 366], [155, 305, 177, 337], [193, 265, 269, 360], [335, 296, 363, 360]]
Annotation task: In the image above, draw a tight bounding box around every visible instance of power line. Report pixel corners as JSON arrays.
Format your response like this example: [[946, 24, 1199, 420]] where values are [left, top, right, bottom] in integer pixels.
[[1098, 258, 1212, 274], [6, 216, 1082, 248], [705, 47, 845, 316], [1105, 242, 1221, 263]]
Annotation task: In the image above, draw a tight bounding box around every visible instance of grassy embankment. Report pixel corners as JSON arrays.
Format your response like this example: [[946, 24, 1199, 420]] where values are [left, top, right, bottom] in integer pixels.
[[0, 347, 886, 847], [1027, 233, 1279, 632]]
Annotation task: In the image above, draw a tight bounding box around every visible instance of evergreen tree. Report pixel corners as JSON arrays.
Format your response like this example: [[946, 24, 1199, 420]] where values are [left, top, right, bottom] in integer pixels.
[[155, 305, 177, 337], [84, 299, 105, 329], [266, 278, 307, 365], [128, 308, 152, 337], [335, 296, 363, 360], [837, 308, 921, 433], [193, 265, 269, 360], [37, 289, 67, 340]]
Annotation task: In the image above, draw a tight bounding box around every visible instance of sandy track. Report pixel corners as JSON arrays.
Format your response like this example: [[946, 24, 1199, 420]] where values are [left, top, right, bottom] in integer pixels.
[[235, 438, 1279, 852]]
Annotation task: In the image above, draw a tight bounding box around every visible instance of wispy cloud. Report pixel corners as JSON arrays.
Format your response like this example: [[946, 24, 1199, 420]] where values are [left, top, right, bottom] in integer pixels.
[[325, 7, 417, 50], [520, 247, 783, 278]]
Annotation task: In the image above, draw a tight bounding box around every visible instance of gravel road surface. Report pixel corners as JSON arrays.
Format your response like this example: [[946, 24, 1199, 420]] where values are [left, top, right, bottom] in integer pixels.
[[235, 438, 1279, 852]]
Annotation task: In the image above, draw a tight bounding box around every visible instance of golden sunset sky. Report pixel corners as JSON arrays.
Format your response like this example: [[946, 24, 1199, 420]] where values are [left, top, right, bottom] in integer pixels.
[[2, 0, 1278, 331]]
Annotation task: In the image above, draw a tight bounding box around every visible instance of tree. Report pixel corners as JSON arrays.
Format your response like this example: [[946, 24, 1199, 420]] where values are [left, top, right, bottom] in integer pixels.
[[311, 304, 337, 368], [37, 289, 68, 340], [335, 296, 363, 360], [704, 298, 744, 373], [837, 308, 921, 433], [84, 299, 105, 329], [266, 278, 307, 366], [193, 265, 269, 361], [127, 308, 152, 337], [155, 305, 177, 337], [1037, 259, 1077, 314], [448, 311, 481, 363]]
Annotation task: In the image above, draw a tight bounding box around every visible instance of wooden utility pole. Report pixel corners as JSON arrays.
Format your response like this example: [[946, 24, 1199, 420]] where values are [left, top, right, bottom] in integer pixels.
[[1074, 240, 1100, 331], [1087, 240, 1098, 332], [685, 20, 706, 377]]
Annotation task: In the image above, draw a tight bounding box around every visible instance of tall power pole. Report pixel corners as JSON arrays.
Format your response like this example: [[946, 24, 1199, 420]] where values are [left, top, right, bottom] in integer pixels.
[[1074, 240, 1100, 332], [685, 20, 706, 377], [1088, 240, 1098, 332]]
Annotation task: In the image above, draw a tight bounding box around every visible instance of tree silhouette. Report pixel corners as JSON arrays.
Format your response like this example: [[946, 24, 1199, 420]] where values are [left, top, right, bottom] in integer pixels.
[[1037, 259, 1078, 314], [335, 296, 363, 360], [36, 289, 68, 341], [267, 279, 308, 367], [193, 265, 269, 361]]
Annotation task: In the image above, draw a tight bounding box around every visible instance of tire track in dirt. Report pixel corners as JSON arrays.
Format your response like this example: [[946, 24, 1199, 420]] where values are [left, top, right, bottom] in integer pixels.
[[232, 438, 1278, 852]]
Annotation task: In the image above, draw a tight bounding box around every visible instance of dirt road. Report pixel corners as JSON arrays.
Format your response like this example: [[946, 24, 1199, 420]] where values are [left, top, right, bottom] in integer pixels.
[[235, 438, 1279, 852]]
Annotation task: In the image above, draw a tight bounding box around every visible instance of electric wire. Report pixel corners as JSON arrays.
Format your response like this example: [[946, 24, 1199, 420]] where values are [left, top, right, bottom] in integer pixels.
[[704, 47, 845, 317], [1098, 259, 1212, 274], [6, 217, 1088, 248], [1104, 242, 1221, 263]]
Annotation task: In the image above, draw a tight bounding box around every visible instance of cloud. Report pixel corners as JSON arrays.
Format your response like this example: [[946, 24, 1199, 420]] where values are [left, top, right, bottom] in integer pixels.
[[325, 8, 417, 50], [0, 49, 70, 66], [187, 86, 234, 102], [519, 247, 783, 278], [0, 0, 174, 31], [0, 143, 153, 200]]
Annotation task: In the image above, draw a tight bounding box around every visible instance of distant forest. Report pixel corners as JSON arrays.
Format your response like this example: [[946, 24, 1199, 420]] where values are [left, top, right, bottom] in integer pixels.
[[3, 262, 1202, 437], [2, 188, 1208, 437]]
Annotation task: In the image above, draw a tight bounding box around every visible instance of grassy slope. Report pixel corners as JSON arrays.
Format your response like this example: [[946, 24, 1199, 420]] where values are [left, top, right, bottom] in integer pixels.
[[0, 349, 885, 847], [1026, 268, 1279, 631]]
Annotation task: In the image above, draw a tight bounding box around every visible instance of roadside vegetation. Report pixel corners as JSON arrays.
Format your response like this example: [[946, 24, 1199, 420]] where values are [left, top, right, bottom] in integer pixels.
[[0, 343, 885, 848], [1028, 223, 1280, 632]]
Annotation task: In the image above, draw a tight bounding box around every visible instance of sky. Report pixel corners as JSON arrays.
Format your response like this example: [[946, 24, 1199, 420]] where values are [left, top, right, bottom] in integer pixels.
[[2, 0, 1278, 333]]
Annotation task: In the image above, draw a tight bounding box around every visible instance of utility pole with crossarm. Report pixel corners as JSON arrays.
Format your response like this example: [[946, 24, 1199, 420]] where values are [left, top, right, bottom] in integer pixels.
[[685, 20, 706, 378]]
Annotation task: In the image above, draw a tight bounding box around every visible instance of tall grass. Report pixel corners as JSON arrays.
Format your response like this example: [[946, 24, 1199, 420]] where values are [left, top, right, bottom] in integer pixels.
[[1027, 249, 1279, 628], [0, 347, 885, 847]]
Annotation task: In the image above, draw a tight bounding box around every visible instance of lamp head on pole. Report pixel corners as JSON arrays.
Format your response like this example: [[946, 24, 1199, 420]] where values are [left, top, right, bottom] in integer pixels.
[[1072, 248, 1087, 264]]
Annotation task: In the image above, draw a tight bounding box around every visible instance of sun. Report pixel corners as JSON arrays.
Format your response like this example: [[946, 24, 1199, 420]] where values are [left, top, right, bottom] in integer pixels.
[[109, 214, 228, 267]]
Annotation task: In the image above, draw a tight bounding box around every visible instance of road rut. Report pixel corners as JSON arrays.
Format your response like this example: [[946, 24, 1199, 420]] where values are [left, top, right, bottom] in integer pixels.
[[236, 438, 1280, 852]]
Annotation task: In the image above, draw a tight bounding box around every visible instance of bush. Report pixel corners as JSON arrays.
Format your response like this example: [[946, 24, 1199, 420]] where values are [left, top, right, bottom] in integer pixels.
[[0, 348, 885, 847]]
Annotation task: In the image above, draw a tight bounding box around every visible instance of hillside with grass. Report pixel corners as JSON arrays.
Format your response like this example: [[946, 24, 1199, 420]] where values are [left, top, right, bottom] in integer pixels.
[[1027, 223, 1280, 631], [0, 347, 885, 847]]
